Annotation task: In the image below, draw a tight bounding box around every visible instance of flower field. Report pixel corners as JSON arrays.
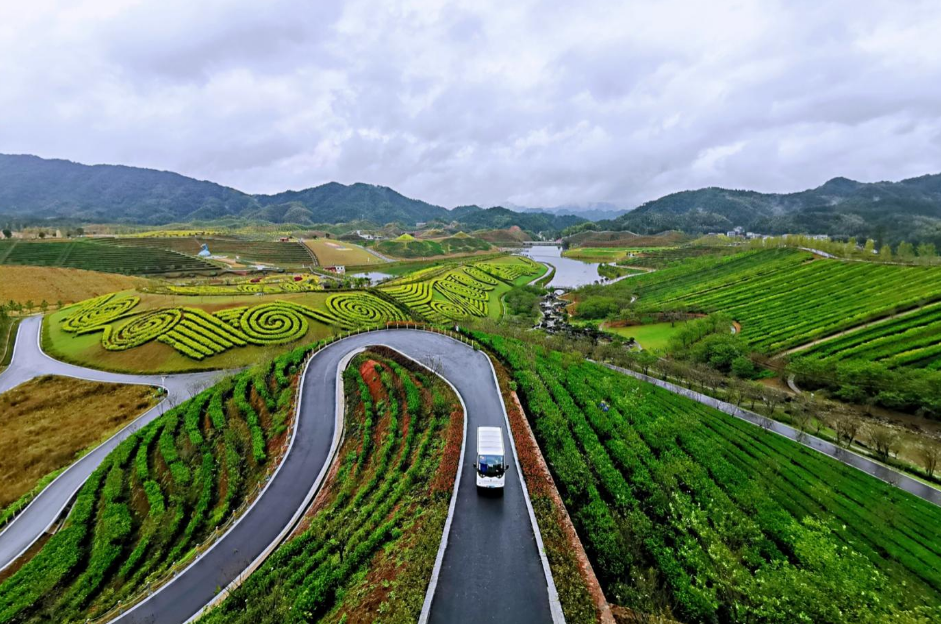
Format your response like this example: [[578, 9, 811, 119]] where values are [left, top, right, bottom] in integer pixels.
[[0, 347, 312, 623], [51, 256, 543, 365], [200, 348, 462, 623], [473, 331, 941, 623]]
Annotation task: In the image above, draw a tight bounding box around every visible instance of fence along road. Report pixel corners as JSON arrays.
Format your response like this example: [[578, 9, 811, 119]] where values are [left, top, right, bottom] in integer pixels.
[[0, 316, 224, 572], [108, 329, 557, 624]]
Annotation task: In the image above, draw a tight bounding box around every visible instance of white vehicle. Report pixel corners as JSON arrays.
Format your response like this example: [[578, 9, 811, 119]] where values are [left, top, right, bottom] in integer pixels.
[[476, 426, 506, 490]]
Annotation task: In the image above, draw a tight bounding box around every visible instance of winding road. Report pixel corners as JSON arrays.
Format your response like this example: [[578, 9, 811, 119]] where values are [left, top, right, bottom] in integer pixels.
[[2, 323, 559, 623], [0, 316, 225, 572]]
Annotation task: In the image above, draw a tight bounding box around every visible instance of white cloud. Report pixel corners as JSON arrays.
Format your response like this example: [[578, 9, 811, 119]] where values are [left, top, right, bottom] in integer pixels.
[[1, 0, 940, 209]]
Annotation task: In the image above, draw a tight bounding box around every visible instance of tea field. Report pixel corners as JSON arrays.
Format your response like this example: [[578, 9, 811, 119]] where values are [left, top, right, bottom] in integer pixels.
[[474, 332, 941, 623], [200, 348, 461, 623], [0, 348, 310, 623], [0, 240, 216, 275]]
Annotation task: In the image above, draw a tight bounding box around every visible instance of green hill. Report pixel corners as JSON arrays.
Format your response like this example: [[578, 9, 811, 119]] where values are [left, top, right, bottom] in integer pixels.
[[375, 234, 492, 258]]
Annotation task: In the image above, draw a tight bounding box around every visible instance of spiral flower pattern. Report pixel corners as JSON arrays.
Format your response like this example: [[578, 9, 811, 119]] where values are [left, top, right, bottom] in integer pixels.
[[62, 294, 141, 333], [325, 293, 407, 325], [238, 302, 309, 344], [102, 308, 183, 351]]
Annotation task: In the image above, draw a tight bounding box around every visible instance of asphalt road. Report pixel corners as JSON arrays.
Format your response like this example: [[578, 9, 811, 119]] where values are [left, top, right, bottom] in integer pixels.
[[114, 330, 554, 624], [0, 316, 225, 571]]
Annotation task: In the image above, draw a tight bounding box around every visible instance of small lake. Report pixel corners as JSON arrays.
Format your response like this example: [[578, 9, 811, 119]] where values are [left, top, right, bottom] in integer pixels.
[[521, 245, 603, 289], [350, 271, 394, 285]]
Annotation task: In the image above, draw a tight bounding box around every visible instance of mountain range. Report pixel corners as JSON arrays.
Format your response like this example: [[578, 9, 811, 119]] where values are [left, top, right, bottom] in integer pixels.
[[0, 154, 583, 233], [603, 174, 941, 244]]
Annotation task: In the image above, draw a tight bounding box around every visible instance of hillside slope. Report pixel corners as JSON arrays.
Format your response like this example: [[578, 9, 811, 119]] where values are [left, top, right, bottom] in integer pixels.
[[611, 174, 941, 244]]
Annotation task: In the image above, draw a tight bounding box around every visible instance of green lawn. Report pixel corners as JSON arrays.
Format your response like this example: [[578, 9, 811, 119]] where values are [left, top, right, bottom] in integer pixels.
[[602, 320, 688, 352]]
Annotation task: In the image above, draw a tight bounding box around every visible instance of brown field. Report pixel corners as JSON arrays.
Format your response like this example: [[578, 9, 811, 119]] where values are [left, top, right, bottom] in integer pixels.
[[0, 266, 150, 306], [304, 238, 384, 266], [0, 375, 158, 508]]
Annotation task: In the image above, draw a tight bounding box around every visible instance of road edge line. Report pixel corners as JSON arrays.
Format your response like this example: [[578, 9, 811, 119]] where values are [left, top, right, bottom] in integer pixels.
[[486, 354, 566, 624]]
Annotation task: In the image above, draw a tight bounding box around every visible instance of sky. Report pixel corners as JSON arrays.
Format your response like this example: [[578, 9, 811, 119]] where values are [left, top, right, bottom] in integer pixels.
[[1, 0, 941, 210]]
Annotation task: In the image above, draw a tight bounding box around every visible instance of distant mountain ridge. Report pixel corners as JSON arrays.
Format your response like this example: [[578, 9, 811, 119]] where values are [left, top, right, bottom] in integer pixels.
[[606, 174, 941, 244], [0, 154, 582, 233]]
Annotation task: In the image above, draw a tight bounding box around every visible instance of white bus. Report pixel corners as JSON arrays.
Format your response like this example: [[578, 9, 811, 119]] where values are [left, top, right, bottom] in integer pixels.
[[476, 426, 506, 490]]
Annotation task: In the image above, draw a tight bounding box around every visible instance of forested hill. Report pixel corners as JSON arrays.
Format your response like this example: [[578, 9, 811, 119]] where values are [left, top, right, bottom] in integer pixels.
[[606, 174, 941, 245], [0, 154, 583, 232]]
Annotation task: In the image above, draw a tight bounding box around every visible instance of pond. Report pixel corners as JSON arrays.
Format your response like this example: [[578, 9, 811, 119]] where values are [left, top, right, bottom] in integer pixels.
[[520, 245, 604, 289], [349, 271, 394, 285]]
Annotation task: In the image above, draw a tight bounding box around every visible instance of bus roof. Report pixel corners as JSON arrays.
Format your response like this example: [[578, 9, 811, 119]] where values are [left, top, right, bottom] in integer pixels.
[[477, 426, 504, 455]]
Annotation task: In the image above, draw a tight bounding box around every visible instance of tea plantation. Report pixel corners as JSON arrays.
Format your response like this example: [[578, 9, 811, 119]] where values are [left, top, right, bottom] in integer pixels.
[[0, 347, 312, 623], [474, 332, 941, 623], [0, 240, 214, 275]]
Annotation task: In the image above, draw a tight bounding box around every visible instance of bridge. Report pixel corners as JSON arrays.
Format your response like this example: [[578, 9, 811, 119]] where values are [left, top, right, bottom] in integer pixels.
[[522, 240, 561, 246]]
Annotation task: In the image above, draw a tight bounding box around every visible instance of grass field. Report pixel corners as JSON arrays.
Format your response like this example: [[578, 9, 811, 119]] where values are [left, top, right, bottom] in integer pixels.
[[0, 349, 309, 622], [201, 347, 462, 623], [475, 332, 941, 622], [601, 320, 689, 352], [563, 247, 667, 262], [0, 376, 157, 510], [0, 266, 150, 306], [304, 238, 383, 266]]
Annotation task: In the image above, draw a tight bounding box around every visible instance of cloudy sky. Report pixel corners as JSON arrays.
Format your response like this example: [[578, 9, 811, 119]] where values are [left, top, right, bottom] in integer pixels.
[[2, 0, 941, 209]]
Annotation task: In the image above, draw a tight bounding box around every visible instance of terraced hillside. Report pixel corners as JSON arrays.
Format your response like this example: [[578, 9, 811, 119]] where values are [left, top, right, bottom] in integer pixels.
[[799, 301, 941, 370], [0, 348, 309, 623], [95, 237, 313, 266], [614, 248, 941, 353], [374, 232, 492, 258], [201, 347, 462, 623], [475, 332, 941, 623], [0, 240, 214, 275]]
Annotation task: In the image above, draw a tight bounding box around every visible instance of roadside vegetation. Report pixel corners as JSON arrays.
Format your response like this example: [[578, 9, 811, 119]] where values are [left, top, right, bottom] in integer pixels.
[[201, 347, 462, 623], [0, 376, 158, 523], [472, 329, 941, 623], [0, 347, 310, 622]]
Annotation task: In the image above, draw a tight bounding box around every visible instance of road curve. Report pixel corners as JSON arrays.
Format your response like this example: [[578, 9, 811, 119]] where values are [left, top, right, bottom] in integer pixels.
[[111, 330, 556, 624], [0, 316, 225, 571]]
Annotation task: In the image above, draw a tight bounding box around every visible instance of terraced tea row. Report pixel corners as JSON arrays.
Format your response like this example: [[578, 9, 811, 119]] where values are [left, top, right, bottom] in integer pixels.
[[800, 301, 941, 370], [620, 249, 941, 354], [200, 348, 461, 623], [0, 240, 215, 275], [0, 349, 309, 623], [474, 332, 941, 623], [94, 237, 313, 266]]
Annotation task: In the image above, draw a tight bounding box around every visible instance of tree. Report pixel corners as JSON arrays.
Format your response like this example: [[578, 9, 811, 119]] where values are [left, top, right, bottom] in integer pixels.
[[833, 414, 861, 448], [790, 397, 813, 440], [40, 300, 49, 315], [896, 241, 915, 261], [919, 444, 940, 478], [878, 243, 893, 262], [636, 351, 658, 376], [864, 424, 899, 462], [760, 386, 787, 417], [863, 238, 875, 255], [1, 229, 10, 239], [24, 300, 34, 313], [37, 231, 45, 239], [916, 242, 937, 265]]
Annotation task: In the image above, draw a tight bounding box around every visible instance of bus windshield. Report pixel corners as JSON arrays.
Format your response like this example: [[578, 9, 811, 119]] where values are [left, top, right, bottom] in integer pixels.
[[478, 454, 505, 477]]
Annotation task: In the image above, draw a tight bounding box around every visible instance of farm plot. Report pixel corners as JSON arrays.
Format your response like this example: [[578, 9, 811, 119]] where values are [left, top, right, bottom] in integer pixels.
[[0, 240, 215, 275], [0, 348, 311, 623], [474, 332, 941, 623], [96, 237, 313, 266], [799, 301, 941, 369], [200, 348, 462, 623], [304, 238, 383, 266]]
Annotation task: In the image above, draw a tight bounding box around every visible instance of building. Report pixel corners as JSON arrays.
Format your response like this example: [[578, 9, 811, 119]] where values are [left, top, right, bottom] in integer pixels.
[[197, 244, 211, 258], [324, 265, 346, 274]]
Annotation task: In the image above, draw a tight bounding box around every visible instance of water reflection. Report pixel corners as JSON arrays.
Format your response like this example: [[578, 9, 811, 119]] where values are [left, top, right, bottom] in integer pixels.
[[350, 271, 393, 285], [520, 246, 602, 288]]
